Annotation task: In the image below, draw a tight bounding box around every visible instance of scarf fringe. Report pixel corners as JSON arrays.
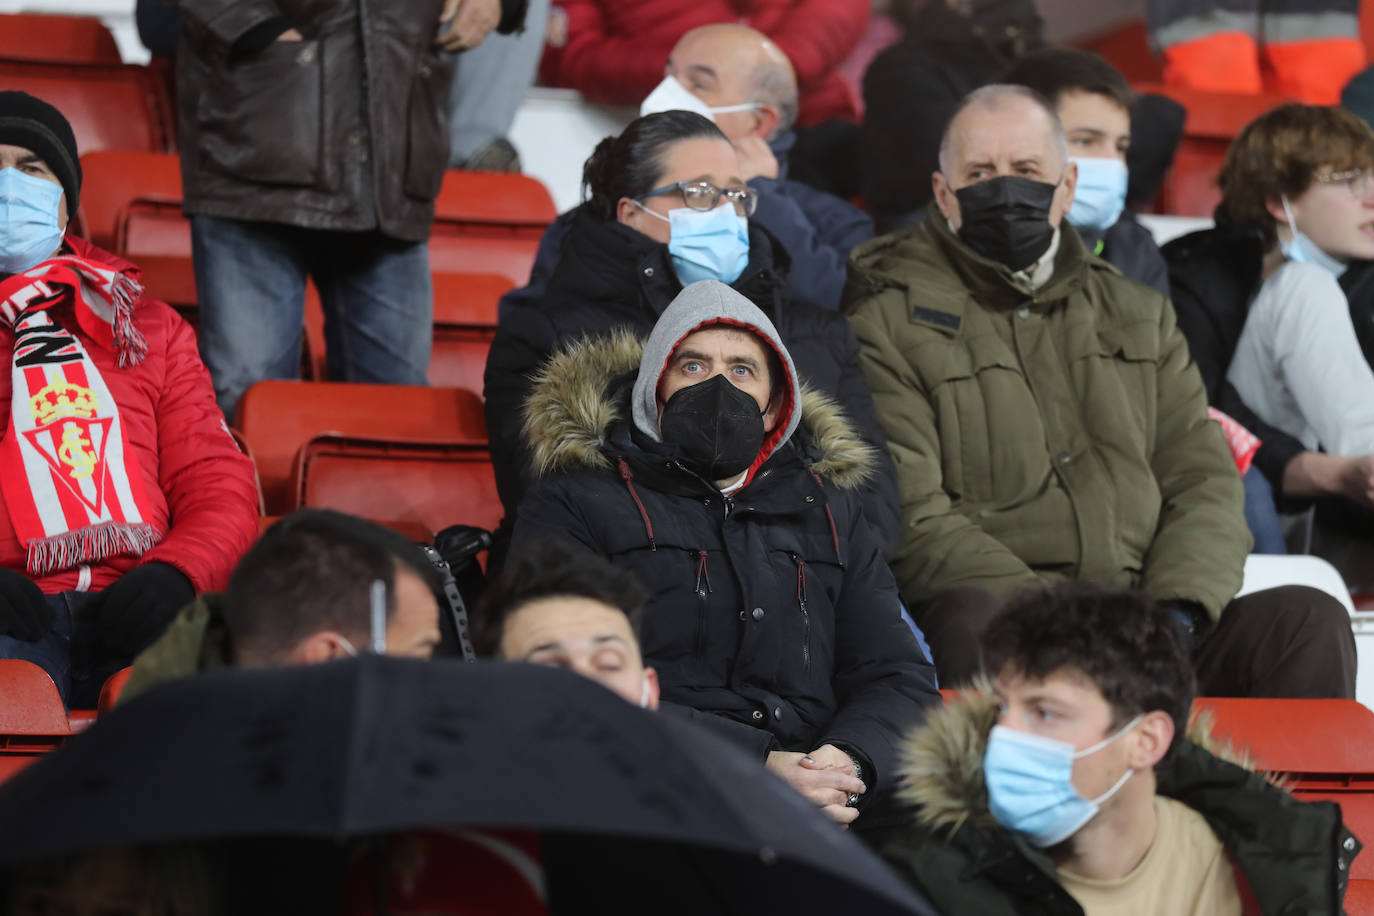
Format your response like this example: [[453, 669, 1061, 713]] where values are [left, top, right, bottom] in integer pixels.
[[25, 521, 162, 577], [108, 272, 148, 369]]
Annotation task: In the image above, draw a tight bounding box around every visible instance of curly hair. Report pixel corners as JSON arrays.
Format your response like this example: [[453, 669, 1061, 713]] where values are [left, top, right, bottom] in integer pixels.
[[473, 538, 650, 658], [980, 583, 1195, 753], [1219, 103, 1374, 248]]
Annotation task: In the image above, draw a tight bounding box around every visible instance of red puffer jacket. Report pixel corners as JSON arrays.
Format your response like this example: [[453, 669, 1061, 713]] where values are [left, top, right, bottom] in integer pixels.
[[0, 237, 260, 595], [540, 0, 869, 125]]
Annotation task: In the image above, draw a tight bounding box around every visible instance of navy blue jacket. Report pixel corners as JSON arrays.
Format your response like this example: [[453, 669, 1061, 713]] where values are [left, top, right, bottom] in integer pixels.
[[499, 131, 873, 317]]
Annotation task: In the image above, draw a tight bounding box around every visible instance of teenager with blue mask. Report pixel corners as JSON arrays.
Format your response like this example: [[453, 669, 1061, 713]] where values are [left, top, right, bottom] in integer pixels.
[[483, 110, 902, 571], [880, 584, 1359, 915], [1002, 48, 1171, 297]]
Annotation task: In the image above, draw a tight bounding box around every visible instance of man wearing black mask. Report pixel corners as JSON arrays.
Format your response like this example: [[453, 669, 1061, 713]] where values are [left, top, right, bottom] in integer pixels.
[[844, 84, 1356, 701], [513, 278, 938, 829]]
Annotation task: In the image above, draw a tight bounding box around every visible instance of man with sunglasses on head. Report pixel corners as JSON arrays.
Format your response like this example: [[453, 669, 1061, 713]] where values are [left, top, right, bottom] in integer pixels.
[[484, 110, 900, 566], [845, 85, 1356, 700]]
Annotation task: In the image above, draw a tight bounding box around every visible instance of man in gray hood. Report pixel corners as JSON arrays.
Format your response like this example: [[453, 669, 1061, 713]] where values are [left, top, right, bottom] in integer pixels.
[[512, 279, 939, 828]]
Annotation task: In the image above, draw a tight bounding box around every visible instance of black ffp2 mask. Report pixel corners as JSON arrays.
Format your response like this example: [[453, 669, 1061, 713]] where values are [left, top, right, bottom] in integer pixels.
[[954, 175, 1058, 272], [659, 374, 767, 481]]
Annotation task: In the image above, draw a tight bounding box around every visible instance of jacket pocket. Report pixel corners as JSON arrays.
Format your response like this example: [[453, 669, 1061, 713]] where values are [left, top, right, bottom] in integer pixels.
[[403, 53, 454, 200], [197, 39, 324, 187]]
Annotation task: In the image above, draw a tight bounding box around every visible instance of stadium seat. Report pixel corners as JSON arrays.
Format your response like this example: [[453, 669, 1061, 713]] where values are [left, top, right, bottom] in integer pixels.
[[1195, 698, 1374, 881], [429, 272, 509, 395], [75, 151, 182, 251], [294, 434, 503, 536], [0, 13, 122, 65], [97, 668, 132, 714], [1132, 82, 1291, 217], [0, 59, 174, 156], [236, 381, 489, 515], [428, 169, 557, 286], [0, 660, 69, 786]]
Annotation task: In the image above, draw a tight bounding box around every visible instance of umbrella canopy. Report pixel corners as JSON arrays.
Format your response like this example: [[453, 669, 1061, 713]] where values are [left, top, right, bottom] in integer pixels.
[[0, 657, 936, 915]]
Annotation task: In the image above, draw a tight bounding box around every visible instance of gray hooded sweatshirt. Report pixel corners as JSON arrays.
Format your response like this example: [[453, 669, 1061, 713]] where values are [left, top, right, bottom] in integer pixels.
[[630, 280, 804, 472]]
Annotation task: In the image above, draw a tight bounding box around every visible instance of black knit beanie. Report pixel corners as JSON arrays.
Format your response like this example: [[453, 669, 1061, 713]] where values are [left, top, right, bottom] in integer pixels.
[[0, 91, 82, 215]]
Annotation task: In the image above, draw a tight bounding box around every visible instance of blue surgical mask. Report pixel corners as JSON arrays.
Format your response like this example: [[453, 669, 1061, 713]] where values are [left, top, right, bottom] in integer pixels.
[[1067, 157, 1127, 232], [0, 167, 65, 275], [983, 715, 1142, 847], [636, 201, 750, 286], [1279, 195, 1348, 277]]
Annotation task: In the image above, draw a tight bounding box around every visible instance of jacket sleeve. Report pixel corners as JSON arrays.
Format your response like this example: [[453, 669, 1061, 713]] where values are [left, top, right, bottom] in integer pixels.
[[496, 215, 570, 323], [138, 309, 260, 593], [659, 701, 779, 759], [758, 0, 871, 91], [825, 315, 903, 559], [817, 493, 940, 797], [484, 306, 558, 525], [750, 179, 873, 311], [173, 0, 286, 48], [1138, 297, 1250, 620], [541, 0, 676, 104], [848, 290, 1042, 602]]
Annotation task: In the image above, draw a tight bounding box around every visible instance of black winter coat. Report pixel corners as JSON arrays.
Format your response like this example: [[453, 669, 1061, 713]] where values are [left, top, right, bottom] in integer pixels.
[[1164, 225, 1309, 495], [511, 331, 938, 794], [484, 208, 902, 557], [1079, 212, 1171, 297]]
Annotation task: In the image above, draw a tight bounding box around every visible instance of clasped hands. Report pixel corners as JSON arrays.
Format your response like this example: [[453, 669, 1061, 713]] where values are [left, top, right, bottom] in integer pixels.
[[767, 743, 865, 826]]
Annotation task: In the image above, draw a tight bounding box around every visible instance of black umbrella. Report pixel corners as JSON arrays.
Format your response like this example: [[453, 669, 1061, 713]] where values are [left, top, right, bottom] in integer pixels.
[[0, 656, 936, 915]]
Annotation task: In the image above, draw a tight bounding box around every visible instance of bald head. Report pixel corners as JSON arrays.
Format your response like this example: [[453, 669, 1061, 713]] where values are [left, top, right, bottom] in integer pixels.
[[932, 85, 1078, 233], [667, 24, 798, 140]]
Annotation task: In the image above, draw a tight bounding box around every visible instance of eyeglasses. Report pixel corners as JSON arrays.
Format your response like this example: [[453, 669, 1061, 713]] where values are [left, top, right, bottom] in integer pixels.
[[635, 180, 759, 217], [1316, 167, 1374, 200]]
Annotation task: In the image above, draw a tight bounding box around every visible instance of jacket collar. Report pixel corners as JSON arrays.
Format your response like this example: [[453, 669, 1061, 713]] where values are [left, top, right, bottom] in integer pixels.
[[897, 690, 1359, 906], [767, 131, 796, 181], [522, 330, 876, 492]]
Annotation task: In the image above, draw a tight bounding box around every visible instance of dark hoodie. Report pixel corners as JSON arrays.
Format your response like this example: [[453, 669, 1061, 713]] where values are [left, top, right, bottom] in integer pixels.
[[512, 281, 938, 799]]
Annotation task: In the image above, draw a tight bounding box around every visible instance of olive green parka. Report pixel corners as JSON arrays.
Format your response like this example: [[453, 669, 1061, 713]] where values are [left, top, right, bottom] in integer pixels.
[[844, 213, 1250, 620]]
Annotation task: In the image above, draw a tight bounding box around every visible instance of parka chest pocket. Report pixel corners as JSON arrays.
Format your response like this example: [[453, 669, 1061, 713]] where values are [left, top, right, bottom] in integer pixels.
[[919, 335, 1047, 504], [1063, 324, 1160, 449], [766, 530, 846, 682], [198, 39, 325, 188]]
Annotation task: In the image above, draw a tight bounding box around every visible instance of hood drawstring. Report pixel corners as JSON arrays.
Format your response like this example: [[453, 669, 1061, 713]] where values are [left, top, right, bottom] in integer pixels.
[[617, 458, 656, 551], [809, 470, 845, 569], [693, 549, 712, 598]]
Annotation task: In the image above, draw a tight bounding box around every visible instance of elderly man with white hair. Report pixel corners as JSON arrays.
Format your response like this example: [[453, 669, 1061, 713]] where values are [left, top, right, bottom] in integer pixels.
[[843, 84, 1356, 701]]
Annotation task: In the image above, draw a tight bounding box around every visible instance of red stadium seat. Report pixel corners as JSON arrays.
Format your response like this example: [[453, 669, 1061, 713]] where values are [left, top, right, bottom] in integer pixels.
[[1132, 82, 1291, 217], [429, 272, 509, 395], [0, 660, 69, 785], [294, 434, 503, 536], [97, 667, 132, 714], [236, 381, 489, 515], [0, 59, 174, 156], [1195, 698, 1374, 881], [0, 13, 122, 65], [75, 151, 182, 251], [428, 170, 557, 286]]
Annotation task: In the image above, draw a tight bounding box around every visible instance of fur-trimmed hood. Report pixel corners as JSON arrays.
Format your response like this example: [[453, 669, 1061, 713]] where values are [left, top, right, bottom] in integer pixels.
[[522, 329, 877, 490], [898, 688, 1260, 836]]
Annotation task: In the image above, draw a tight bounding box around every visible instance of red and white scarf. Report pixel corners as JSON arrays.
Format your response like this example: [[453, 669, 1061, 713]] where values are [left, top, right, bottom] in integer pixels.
[[0, 255, 161, 576]]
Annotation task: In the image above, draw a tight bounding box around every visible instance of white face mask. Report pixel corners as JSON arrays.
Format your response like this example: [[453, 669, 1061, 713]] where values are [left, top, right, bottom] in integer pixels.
[[640, 75, 760, 122]]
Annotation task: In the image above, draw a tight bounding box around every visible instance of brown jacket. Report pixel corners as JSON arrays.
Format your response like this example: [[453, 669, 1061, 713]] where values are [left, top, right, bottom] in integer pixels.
[[175, 0, 525, 242]]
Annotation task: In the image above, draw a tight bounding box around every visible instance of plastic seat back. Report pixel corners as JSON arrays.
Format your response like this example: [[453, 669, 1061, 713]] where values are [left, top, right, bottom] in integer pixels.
[[76, 151, 182, 251], [0, 660, 69, 737], [0, 13, 122, 65], [0, 59, 174, 156], [428, 170, 557, 285], [428, 272, 509, 396], [294, 435, 503, 535], [236, 381, 489, 515]]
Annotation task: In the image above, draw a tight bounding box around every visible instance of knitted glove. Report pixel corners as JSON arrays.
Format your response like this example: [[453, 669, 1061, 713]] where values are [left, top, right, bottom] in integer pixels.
[[94, 562, 195, 657], [0, 567, 51, 642]]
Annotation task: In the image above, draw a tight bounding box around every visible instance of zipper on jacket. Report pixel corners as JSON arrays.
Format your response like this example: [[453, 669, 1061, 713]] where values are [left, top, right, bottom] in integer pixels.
[[692, 549, 712, 656], [723, 494, 735, 520], [789, 552, 811, 672]]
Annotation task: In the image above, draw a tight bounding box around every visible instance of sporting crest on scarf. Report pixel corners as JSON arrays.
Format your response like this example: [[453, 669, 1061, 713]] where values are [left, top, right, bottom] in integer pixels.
[[0, 255, 161, 576]]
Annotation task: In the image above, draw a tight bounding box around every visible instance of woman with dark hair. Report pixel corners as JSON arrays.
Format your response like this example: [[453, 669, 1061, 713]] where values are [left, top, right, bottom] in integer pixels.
[[483, 111, 900, 561]]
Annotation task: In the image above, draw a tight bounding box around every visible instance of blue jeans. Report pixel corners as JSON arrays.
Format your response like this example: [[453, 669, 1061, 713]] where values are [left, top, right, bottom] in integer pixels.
[[445, 0, 550, 164], [1243, 465, 1288, 554], [0, 592, 121, 708], [192, 216, 434, 418]]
